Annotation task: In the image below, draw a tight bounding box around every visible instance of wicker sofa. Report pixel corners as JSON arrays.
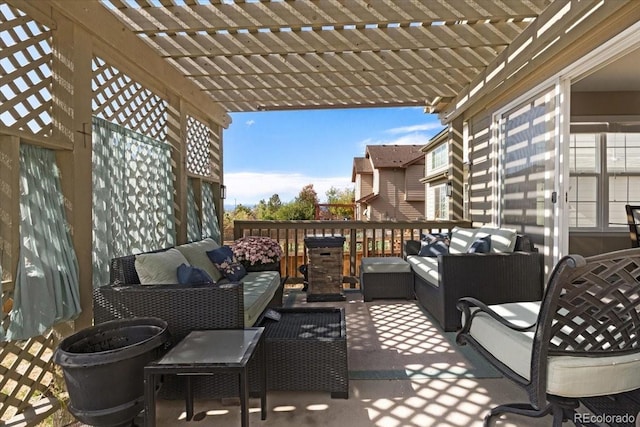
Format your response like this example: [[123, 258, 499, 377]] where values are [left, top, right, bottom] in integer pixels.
[[404, 227, 544, 332], [93, 238, 284, 399]]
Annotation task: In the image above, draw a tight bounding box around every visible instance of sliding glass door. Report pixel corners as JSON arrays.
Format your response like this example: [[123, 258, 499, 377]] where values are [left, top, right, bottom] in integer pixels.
[[498, 85, 560, 276]]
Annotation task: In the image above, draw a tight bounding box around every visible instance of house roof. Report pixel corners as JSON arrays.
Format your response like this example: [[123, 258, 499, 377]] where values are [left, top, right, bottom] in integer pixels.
[[97, 0, 551, 114], [351, 157, 373, 182], [365, 145, 424, 169]]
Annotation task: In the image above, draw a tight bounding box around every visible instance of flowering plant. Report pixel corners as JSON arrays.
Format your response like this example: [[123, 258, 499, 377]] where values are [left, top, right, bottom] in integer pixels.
[[232, 236, 283, 266]]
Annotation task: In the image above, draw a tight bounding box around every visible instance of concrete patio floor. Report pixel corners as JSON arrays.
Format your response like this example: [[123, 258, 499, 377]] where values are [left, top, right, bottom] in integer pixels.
[[151, 377, 560, 427], [145, 290, 584, 427], [64, 289, 609, 427]]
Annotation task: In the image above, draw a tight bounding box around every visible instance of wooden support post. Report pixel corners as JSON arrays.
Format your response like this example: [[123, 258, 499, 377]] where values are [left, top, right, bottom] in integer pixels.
[[0, 136, 21, 295], [52, 12, 94, 330]]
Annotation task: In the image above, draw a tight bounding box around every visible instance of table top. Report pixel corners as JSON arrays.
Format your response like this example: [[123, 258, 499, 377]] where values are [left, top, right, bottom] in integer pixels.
[[155, 327, 264, 366]]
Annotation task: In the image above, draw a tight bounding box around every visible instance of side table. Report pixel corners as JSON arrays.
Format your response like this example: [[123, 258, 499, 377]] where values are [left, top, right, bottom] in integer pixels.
[[360, 257, 413, 301], [144, 328, 266, 427]]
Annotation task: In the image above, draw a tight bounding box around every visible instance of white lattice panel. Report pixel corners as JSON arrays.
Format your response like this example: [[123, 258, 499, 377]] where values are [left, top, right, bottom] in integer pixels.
[[186, 115, 211, 177], [92, 57, 167, 141], [0, 3, 53, 136]]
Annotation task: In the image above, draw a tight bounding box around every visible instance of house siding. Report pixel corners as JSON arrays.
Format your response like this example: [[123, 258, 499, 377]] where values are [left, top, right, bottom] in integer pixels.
[[374, 169, 424, 221], [467, 113, 495, 227], [405, 164, 425, 201]]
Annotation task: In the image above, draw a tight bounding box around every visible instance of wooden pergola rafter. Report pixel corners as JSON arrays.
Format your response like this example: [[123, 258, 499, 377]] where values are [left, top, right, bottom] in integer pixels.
[[99, 0, 549, 112]]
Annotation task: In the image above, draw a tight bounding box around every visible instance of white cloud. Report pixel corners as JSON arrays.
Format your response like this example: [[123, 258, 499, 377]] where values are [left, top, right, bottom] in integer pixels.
[[224, 171, 353, 206], [386, 123, 443, 134], [356, 121, 444, 152], [246, 119, 255, 126]]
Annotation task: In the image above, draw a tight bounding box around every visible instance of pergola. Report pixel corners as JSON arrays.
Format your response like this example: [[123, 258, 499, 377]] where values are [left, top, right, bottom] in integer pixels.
[[2, 0, 640, 425], [77, 0, 548, 114]]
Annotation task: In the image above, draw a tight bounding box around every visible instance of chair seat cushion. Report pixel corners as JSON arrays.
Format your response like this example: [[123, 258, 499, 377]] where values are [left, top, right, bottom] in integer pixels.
[[467, 301, 640, 397]]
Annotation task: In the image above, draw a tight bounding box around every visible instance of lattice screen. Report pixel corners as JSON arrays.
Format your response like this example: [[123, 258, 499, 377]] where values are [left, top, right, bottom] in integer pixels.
[[186, 115, 212, 177], [0, 3, 53, 136], [0, 332, 57, 421], [92, 56, 167, 141]]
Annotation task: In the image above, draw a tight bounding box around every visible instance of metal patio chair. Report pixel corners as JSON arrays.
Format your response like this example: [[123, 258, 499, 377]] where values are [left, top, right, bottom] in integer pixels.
[[456, 248, 640, 426]]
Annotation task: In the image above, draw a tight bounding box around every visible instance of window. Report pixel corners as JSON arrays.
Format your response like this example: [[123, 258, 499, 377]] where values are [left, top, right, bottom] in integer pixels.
[[426, 182, 449, 220], [426, 143, 448, 175], [569, 132, 640, 230]]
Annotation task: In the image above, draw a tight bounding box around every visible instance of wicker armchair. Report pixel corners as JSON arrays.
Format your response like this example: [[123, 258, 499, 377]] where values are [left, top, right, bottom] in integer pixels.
[[456, 248, 640, 426]]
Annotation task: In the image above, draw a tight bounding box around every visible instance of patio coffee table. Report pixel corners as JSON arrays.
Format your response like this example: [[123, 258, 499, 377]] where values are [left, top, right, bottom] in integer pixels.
[[260, 307, 348, 398], [144, 328, 266, 427], [360, 257, 413, 301]]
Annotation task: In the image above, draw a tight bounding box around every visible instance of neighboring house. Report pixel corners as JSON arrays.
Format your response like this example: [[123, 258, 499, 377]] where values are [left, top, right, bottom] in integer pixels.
[[420, 129, 452, 220], [352, 145, 425, 221]]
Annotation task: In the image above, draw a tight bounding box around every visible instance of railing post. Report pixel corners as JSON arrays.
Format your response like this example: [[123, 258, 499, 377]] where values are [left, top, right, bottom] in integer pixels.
[[349, 228, 357, 279]]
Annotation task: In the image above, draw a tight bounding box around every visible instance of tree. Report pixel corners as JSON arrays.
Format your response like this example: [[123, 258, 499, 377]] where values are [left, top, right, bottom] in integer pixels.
[[295, 184, 318, 219], [222, 204, 255, 241], [255, 194, 282, 219], [272, 185, 318, 220], [326, 186, 355, 219]]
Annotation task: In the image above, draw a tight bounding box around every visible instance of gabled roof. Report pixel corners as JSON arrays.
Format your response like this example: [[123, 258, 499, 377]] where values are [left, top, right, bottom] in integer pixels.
[[351, 157, 373, 182], [365, 145, 424, 169]]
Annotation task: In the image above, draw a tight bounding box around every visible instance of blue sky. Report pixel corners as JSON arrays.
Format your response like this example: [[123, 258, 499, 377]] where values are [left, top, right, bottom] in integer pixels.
[[223, 107, 444, 207]]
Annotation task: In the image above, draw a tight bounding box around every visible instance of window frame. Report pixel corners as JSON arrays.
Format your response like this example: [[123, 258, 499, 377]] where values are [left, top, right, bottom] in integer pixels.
[[569, 131, 640, 232]]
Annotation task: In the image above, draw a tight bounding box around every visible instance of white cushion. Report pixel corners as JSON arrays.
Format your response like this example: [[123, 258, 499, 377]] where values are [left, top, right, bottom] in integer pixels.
[[406, 255, 440, 287], [477, 227, 518, 253], [547, 352, 640, 397], [176, 238, 223, 282], [361, 257, 411, 273], [466, 301, 539, 379], [242, 271, 280, 326], [135, 248, 190, 285], [467, 301, 640, 397], [449, 227, 477, 254]]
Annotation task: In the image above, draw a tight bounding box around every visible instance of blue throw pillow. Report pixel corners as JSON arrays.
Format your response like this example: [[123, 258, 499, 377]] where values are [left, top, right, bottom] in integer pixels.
[[467, 235, 492, 253], [418, 240, 449, 257], [177, 263, 214, 285], [207, 246, 247, 281]]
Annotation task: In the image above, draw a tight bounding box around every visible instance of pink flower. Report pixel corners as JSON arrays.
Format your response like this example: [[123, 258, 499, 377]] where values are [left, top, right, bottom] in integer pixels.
[[232, 236, 283, 265]]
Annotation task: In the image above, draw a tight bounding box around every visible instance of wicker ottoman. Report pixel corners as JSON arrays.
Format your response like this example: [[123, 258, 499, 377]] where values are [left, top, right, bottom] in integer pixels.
[[261, 307, 348, 398], [360, 257, 413, 302]]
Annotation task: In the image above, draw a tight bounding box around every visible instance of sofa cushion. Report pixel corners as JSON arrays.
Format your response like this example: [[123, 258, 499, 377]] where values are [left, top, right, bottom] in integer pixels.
[[207, 245, 247, 281], [467, 234, 491, 253], [449, 227, 478, 254], [361, 257, 411, 273], [242, 271, 280, 326], [477, 227, 518, 253], [407, 255, 440, 287], [135, 248, 190, 285], [177, 263, 214, 285], [176, 238, 223, 282], [466, 301, 640, 397]]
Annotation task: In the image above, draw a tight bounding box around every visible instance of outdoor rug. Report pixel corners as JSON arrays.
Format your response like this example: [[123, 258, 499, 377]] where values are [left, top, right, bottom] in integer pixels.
[[283, 290, 501, 381]]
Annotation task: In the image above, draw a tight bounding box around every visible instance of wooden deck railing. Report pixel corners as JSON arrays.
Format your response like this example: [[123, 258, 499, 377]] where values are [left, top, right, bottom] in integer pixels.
[[233, 220, 471, 283]]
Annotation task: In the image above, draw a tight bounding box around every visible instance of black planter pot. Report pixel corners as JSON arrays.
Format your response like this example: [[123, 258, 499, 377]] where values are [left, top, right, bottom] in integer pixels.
[[243, 260, 280, 273], [54, 317, 170, 427]]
